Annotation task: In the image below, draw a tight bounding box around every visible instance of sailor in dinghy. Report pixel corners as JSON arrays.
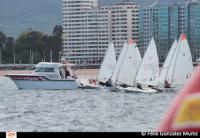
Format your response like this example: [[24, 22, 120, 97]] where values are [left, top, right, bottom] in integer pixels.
[[110, 39, 149, 93], [159, 34, 193, 92], [78, 41, 116, 89], [123, 38, 159, 93]]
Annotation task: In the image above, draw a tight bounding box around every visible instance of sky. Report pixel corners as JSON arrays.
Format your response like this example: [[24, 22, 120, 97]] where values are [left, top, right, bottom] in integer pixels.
[[0, 0, 185, 37]]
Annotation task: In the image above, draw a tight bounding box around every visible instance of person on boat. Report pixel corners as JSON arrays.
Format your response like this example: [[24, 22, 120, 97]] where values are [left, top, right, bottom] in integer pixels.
[[99, 81, 106, 86], [89, 78, 97, 85], [137, 83, 143, 90], [164, 80, 171, 88], [89, 79, 93, 84], [71, 67, 78, 79], [148, 85, 153, 88], [120, 83, 128, 88], [59, 70, 65, 79], [65, 67, 71, 78], [105, 79, 112, 87], [92, 79, 97, 85]]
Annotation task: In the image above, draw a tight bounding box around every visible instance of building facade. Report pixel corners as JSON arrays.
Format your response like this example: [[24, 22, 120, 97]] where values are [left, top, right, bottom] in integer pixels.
[[188, 2, 200, 60], [139, 2, 189, 61], [62, 0, 139, 67], [105, 2, 139, 57], [139, 0, 200, 62], [62, 0, 99, 67]]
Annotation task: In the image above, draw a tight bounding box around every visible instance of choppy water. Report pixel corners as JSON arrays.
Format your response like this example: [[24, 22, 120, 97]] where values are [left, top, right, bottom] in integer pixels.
[[0, 76, 178, 132]]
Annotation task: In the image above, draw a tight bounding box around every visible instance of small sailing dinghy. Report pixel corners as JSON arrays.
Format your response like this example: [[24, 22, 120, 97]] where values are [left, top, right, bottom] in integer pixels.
[[111, 39, 143, 92], [159, 34, 193, 91], [110, 42, 128, 92], [159, 39, 178, 91], [78, 41, 116, 89], [78, 78, 99, 89], [122, 38, 159, 93], [111, 42, 128, 84]]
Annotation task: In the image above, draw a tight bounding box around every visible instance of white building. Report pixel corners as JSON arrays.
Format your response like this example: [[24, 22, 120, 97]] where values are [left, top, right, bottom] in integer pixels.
[[108, 2, 139, 56], [62, 0, 139, 68]]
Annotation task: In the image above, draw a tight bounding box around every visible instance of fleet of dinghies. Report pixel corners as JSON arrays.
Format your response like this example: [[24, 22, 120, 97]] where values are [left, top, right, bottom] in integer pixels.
[[122, 38, 160, 93], [78, 33, 194, 93]]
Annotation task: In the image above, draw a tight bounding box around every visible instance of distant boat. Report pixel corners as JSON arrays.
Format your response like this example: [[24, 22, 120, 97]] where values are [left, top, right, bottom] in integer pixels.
[[111, 42, 128, 84], [78, 41, 116, 89], [159, 34, 193, 90], [6, 62, 79, 90], [159, 39, 178, 89], [121, 38, 159, 93], [115, 39, 141, 87], [111, 39, 157, 93], [97, 41, 116, 84], [135, 37, 160, 87]]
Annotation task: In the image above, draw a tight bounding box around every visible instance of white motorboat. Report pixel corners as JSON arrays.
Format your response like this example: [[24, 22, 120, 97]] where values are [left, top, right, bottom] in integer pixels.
[[6, 62, 79, 90]]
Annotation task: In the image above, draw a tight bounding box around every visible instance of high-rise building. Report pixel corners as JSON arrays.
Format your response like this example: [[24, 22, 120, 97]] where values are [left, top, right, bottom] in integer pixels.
[[188, 1, 200, 60], [140, 0, 200, 62], [62, 0, 139, 67], [62, 0, 99, 67], [139, 2, 189, 61], [109, 2, 139, 56]]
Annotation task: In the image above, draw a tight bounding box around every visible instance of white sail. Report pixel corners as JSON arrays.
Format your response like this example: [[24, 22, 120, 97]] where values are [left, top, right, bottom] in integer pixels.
[[97, 42, 116, 83], [159, 40, 178, 85], [135, 38, 160, 86], [111, 42, 127, 84], [116, 41, 142, 86], [170, 34, 193, 86]]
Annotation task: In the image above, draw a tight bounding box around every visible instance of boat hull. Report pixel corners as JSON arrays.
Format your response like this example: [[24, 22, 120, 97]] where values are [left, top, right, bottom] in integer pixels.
[[111, 86, 158, 93], [78, 84, 99, 89], [7, 75, 78, 90], [77, 78, 99, 89], [123, 87, 157, 93], [13, 80, 78, 90]]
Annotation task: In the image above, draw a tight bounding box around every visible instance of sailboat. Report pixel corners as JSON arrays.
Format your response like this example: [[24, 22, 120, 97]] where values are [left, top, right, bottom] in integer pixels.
[[111, 39, 142, 92], [122, 38, 159, 93], [159, 34, 193, 91], [78, 41, 116, 89], [111, 42, 128, 84], [110, 42, 128, 92], [159, 39, 178, 90], [97, 41, 116, 84]]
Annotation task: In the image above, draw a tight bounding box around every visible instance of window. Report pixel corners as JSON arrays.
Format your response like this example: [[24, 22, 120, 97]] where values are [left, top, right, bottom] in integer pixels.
[[35, 67, 55, 73]]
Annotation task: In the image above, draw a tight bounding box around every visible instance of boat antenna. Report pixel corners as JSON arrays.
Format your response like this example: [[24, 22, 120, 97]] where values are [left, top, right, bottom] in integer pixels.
[[50, 50, 52, 62]]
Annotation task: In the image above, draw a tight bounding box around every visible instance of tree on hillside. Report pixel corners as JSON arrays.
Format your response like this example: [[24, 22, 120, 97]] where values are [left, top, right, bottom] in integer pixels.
[[15, 31, 48, 64], [53, 25, 62, 38], [46, 25, 63, 62], [0, 32, 6, 64], [1, 25, 63, 64], [2, 37, 15, 64]]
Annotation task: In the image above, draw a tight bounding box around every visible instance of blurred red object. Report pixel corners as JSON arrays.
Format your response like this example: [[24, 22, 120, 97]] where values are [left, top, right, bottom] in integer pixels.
[[157, 66, 200, 132]]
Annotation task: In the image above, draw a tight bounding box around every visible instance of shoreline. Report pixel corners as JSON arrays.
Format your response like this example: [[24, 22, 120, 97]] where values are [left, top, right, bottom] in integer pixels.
[[0, 69, 98, 77]]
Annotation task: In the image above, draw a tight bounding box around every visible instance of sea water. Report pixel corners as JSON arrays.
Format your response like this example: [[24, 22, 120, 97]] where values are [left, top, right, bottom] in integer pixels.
[[0, 76, 177, 132]]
